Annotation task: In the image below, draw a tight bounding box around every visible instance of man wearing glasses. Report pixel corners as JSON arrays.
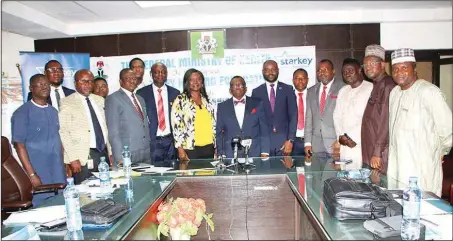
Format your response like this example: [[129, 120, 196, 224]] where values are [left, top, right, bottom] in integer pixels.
[[59, 69, 112, 184], [27, 60, 75, 111], [361, 44, 396, 175], [216, 76, 270, 158]]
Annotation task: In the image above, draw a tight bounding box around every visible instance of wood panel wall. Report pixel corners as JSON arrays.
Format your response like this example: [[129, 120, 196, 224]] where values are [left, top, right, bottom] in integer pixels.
[[34, 24, 380, 80]]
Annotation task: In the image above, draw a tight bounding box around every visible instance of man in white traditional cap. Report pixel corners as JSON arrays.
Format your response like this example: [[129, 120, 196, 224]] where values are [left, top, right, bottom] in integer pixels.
[[361, 44, 396, 175], [387, 48, 452, 197]]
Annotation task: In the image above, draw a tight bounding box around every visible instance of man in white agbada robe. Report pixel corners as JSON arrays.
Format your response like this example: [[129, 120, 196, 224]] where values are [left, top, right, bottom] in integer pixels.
[[333, 58, 373, 170], [388, 48, 452, 197]]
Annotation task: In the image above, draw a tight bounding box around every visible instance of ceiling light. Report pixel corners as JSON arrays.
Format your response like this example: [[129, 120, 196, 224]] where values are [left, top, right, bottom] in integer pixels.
[[135, 1, 191, 8]]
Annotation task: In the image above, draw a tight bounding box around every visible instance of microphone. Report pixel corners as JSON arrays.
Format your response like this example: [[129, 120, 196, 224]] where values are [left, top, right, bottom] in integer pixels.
[[231, 136, 242, 164], [240, 137, 252, 158]]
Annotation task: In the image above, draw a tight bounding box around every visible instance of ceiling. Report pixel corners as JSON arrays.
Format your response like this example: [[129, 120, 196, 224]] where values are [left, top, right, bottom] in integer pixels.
[[2, 1, 452, 39]]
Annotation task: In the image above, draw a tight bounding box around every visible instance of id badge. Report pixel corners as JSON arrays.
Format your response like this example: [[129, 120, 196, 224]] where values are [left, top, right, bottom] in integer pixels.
[[87, 159, 94, 169]]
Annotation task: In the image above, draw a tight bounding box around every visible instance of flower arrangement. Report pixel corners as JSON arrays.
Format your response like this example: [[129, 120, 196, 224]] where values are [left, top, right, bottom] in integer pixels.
[[156, 197, 214, 240]]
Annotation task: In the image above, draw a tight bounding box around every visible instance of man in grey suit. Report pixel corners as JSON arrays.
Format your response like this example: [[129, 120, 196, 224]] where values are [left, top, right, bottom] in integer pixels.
[[304, 59, 345, 156], [105, 68, 152, 166]]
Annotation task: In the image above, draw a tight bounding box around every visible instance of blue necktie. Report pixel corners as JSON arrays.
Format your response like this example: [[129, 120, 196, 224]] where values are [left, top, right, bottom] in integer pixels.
[[86, 97, 106, 152]]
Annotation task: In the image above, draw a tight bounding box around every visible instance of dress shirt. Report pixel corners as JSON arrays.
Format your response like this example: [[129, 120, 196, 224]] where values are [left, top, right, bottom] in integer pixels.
[[153, 84, 171, 136], [78, 93, 108, 148], [318, 78, 334, 103], [121, 87, 144, 112], [50, 85, 66, 111], [233, 96, 246, 129], [266, 80, 279, 101], [295, 89, 307, 138]]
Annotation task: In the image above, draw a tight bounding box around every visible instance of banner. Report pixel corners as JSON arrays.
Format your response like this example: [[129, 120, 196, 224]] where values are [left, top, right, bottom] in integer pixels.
[[189, 30, 225, 59], [90, 46, 316, 108], [19, 52, 90, 102]]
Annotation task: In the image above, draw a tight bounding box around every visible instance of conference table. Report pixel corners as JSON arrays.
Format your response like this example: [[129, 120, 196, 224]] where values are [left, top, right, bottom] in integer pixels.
[[2, 154, 452, 240]]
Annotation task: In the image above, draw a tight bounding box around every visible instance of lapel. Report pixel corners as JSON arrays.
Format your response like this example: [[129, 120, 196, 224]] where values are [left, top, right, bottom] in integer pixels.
[[227, 98, 241, 130], [242, 96, 253, 130], [119, 89, 143, 122], [315, 83, 320, 109], [274, 82, 283, 112], [260, 83, 273, 117], [324, 79, 338, 112]]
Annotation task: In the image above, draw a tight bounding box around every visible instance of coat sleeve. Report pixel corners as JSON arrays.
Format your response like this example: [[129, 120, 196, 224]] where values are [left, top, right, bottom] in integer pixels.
[[373, 83, 394, 158], [333, 87, 344, 140], [215, 103, 225, 156], [171, 96, 184, 149], [257, 101, 271, 154], [58, 98, 76, 164], [105, 95, 122, 165], [304, 89, 313, 146], [287, 88, 298, 140]]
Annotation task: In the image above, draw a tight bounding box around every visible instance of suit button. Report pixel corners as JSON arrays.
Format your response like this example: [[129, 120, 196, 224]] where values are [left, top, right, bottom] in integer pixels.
[[88, 130, 90, 132], [143, 136, 146, 138]]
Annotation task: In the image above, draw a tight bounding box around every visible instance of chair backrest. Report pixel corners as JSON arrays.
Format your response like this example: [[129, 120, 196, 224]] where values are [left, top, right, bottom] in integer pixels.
[[1, 136, 32, 203]]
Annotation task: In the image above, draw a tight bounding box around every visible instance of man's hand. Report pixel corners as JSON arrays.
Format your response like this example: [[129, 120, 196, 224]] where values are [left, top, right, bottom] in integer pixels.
[[65, 164, 72, 177], [370, 156, 381, 169], [339, 135, 349, 146], [304, 146, 313, 157], [178, 148, 190, 162], [332, 141, 341, 160], [30, 174, 42, 187], [281, 141, 293, 156], [70, 160, 82, 174], [281, 156, 294, 169], [370, 169, 381, 184]]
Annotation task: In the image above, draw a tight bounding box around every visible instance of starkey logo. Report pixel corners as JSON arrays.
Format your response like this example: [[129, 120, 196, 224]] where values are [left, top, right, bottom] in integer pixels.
[[35, 67, 77, 78], [276, 51, 313, 66]]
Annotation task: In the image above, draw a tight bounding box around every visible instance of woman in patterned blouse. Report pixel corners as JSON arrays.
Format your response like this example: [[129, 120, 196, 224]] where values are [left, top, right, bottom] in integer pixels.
[[171, 68, 216, 161]]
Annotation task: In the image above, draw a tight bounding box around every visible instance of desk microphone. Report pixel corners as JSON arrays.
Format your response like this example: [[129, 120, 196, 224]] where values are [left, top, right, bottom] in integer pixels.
[[231, 136, 242, 164], [241, 138, 252, 158]]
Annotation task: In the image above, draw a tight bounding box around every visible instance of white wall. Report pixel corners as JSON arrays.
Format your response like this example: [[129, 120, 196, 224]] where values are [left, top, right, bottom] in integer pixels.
[[381, 21, 452, 50]]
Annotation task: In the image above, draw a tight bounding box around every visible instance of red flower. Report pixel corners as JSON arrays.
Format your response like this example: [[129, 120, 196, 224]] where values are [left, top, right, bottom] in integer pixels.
[[251, 108, 257, 114]]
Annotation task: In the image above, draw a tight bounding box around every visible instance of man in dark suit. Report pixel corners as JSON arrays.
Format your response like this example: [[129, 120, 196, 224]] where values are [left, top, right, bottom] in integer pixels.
[[251, 60, 298, 156], [27, 60, 75, 111], [137, 63, 180, 167], [216, 76, 270, 158], [305, 59, 345, 156], [105, 68, 151, 166]]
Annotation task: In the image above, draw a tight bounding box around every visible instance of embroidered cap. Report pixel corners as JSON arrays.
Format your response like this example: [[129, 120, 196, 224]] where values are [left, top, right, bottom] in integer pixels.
[[391, 48, 416, 65], [364, 44, 385, 60]]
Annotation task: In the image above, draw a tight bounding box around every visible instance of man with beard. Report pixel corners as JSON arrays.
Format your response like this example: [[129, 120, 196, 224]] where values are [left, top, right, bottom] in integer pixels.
[[361, 44, 396, 174], [11, 74, 66, 206], [387, 48, 452, 197], [130, 57, 146, 89], [251, 60, 297, 156], [292, 68, 309, 156], [27, 60, 75, 111], [137, 63, 180, 167], [305, 59, 344, 156], [332, 58, 373, 169]]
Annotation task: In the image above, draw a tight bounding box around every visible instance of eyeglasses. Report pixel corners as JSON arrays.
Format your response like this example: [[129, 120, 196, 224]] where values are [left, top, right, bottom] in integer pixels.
[[77, 79, 94, 84], [363, 61, 381, 68], [47, 68, 63, 73], [230, 84, 245, 89]]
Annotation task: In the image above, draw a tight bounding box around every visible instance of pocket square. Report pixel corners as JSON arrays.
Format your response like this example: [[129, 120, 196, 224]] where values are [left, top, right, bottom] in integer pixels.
[[330, 95, 338, 99], [251, 108, 257, 114]]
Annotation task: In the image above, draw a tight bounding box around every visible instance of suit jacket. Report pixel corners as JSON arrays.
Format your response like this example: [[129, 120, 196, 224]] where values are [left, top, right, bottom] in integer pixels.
[[59, 93, 112, 166], [305, 79, 345, 153], [136, 84, 180, 141], [251, 81, 298, 152], [27, 86, 75, 105], [216, 96, 270, 158], [105, 89, 151, 165]]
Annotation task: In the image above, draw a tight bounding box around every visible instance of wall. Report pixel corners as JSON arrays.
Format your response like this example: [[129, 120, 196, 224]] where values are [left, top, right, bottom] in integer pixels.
[[380, 21, 452, 50], [1, 30, 35, 78]]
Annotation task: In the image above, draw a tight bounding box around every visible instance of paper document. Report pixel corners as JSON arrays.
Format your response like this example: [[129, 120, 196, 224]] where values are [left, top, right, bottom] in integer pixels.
[[91, 170, 141, 179], [142, 167, 173, 173], [3, 205, 66, 225], [395, 199, 451, 216], [422, 214, 453, 240]]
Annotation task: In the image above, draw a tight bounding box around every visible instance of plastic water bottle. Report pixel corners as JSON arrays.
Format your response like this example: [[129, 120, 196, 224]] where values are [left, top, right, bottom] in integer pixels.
[[401, 176, 422, 240], [98, 156, 111, 191], [64, 177, 82, 232], [122, 146, 132, 178], [125, 177, 134, 210]]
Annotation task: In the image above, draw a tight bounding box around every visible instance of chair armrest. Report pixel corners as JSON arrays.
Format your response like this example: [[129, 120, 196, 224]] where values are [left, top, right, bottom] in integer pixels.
[[33, 183, 66, 195], [2, 201, 33, 212]]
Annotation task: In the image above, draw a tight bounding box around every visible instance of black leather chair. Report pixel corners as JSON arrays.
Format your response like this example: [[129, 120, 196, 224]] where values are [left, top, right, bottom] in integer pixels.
[[1, 136, 66, 221]]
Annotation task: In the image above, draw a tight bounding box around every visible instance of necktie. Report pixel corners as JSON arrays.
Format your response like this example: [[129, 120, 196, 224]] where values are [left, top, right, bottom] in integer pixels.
[[234, 98, 245, 105], [131, 93, 144, 121], [320, 85, 327, 115], [55, 89, 61, 109], [270, 84, 276, 113], [157, 89, 166, 131], [86, 97, 106, 152], [297, 92, 304, 130]]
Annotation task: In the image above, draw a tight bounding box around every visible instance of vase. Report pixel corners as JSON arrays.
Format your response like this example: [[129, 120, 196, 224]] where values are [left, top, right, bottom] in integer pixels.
[[169, 227, 191, 240]]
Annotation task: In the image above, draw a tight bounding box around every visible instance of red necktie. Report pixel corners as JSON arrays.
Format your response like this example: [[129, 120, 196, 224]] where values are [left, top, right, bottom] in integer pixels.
[[157, 89, 166, 131], [131, 93, 144, 121], [297, 92, 304, 130], [320, 85, 327, 115]]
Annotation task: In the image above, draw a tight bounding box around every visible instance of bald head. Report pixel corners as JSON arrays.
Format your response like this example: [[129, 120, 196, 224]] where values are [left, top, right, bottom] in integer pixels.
[[74, 69, 94, 96], [151, 62, 168, 87], [74, 69, 93, 81]]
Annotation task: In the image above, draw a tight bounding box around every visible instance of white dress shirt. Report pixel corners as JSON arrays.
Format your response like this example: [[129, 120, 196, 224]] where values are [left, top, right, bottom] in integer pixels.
[[233, 96, 246, 129], [50, 85, 66, 111], [295, 89, 307, 138], [266, 80, 279, 101], [318, 78, 334, 103], [121, 87, 144, 111], [78, 93, 108, 148], [153, 84, 171, 136]]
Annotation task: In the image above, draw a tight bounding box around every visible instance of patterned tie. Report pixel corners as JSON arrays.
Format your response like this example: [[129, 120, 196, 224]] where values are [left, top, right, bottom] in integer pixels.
[[320, 85, 327, 115], [270, 84, 276, 113], [86, 97, 106, 152], [55, 89, 61, 109], [297, 92, 304, 130], [234, 98, 245, 105], [131, 93, 144, 121], [157, 89, 166, 131]]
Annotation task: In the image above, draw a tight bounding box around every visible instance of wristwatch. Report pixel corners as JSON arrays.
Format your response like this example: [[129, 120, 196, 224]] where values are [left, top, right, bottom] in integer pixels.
[[29, 172, 36, 177], [288, 139, 294, 144]]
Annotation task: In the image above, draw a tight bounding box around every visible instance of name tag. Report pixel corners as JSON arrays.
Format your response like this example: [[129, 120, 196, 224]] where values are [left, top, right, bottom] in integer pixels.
[[87, 159, 94, 169]]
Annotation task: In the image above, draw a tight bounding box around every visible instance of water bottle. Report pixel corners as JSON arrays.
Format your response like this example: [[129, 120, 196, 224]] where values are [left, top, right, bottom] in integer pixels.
[[122, 146, 132, 178], [401, 176, 422, 240], [125, 177, 134, 210], [64, 177, 82, 232], [98, 156, 111, 191]]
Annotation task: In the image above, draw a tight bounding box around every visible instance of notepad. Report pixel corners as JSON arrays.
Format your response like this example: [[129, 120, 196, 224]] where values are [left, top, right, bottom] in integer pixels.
[[3, 205, 66, 225], [395, 199, 451, 216]]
